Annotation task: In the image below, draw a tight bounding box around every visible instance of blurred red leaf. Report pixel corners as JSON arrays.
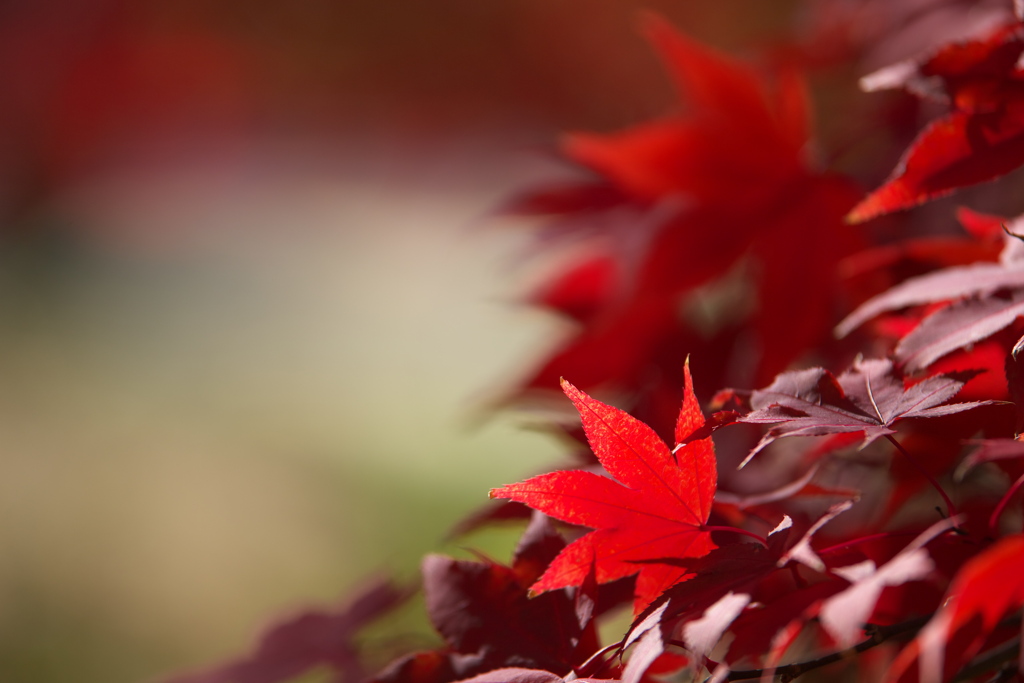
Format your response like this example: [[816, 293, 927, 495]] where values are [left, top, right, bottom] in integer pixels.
[[165, 578, 409, 683], [375, 515, 597, 683], [849, 22, 1024, 222], [818, 517, 956, 647], [888, 534, 1024, 682], [510, 14, 861, 398]]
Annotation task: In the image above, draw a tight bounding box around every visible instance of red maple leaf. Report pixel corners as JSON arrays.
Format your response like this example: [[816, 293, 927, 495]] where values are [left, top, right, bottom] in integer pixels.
[[507, 14, 862, 400], [848, 20, 1024, 222], [490, 362, 716, 614]]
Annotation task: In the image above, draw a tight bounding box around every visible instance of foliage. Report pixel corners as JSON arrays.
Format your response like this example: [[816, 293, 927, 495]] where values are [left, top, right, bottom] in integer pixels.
[[168, 3, 1024, 682]]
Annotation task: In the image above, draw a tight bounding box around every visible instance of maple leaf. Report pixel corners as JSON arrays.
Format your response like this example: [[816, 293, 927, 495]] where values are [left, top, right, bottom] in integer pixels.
[[732, 358, 991, 466], [888, 534, 1024, 683], [164, 578, 409, 683], [374, 514, 598, 683], [837, 217, 1024, 371], [619, 506, 855, 671], [817, 516, 957, 647], [507, 13, 862, 400], [848, 21, 1024, 222], [490, 362, 716, 614]]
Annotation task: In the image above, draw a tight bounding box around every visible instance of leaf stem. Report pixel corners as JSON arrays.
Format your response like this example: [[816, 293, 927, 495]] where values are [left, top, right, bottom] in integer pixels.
[[704, 525, 768, 547], [885, 434, 958, 519], [989, 472, 1024, 535], [817, 530, 918, 556]]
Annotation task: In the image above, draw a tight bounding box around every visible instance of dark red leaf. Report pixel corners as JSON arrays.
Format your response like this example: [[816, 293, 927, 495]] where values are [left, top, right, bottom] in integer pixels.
[[837, 220, 1024, 370], [895, 290, 1024, 371], [621, 603, 669, 683], [818, 517, 957, 647], [836, 259, 1024, 341], [888, 534, 1024, 682], [422, 555, 580, 671], [778, 501, 855, 573], [451, 669, 563, 683], [680, 592, 752, 663], [734, 358, 991, 465], [166, 578, 409, 683]]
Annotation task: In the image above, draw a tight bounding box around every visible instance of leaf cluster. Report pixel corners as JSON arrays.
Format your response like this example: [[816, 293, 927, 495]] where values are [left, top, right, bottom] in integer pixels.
[[166, 3, 1024, 683]]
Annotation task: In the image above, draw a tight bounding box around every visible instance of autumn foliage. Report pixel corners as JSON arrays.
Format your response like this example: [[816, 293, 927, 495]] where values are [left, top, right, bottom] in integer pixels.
[[169, 3, 1024, 683]]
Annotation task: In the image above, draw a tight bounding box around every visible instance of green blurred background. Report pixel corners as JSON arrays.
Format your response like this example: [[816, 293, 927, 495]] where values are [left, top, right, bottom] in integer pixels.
[[0, 1, 796, 681]]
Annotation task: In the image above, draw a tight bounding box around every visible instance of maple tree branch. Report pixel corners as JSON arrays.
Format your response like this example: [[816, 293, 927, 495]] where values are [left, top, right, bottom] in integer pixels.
[[952, 638, 1020, 683], [716, 615, 930, 682], [885, 434, 958, 519]]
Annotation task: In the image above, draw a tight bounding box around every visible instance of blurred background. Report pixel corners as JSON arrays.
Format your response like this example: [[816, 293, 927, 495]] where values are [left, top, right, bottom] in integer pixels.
[[0, 1, 827, 681]]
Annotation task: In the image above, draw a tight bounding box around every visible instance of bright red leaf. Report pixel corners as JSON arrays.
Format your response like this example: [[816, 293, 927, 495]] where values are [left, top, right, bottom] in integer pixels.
[[490, 362, 716, 614], [507, 13, 862, 402]]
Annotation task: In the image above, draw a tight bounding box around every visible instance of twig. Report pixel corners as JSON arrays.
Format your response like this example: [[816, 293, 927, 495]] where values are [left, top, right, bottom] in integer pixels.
[[989, 472, 1024, 535], [704, 525, 768, 547], [951, 612, 1024, 683], [714, 615, 930, 682], [885, 434, 958, 519]]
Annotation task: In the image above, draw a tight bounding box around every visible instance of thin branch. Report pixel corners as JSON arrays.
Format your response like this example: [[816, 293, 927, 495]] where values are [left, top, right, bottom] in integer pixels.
[[714, 615, 930, 682], [818, 530, 917, 556], [885, 434, 958, 519]]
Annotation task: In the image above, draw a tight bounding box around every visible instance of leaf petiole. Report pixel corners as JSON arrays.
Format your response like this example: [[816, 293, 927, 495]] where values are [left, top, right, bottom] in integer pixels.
[[988, 471, 1024, 535], [885, 434, 958, 520], [703, 525, 768, 548]]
